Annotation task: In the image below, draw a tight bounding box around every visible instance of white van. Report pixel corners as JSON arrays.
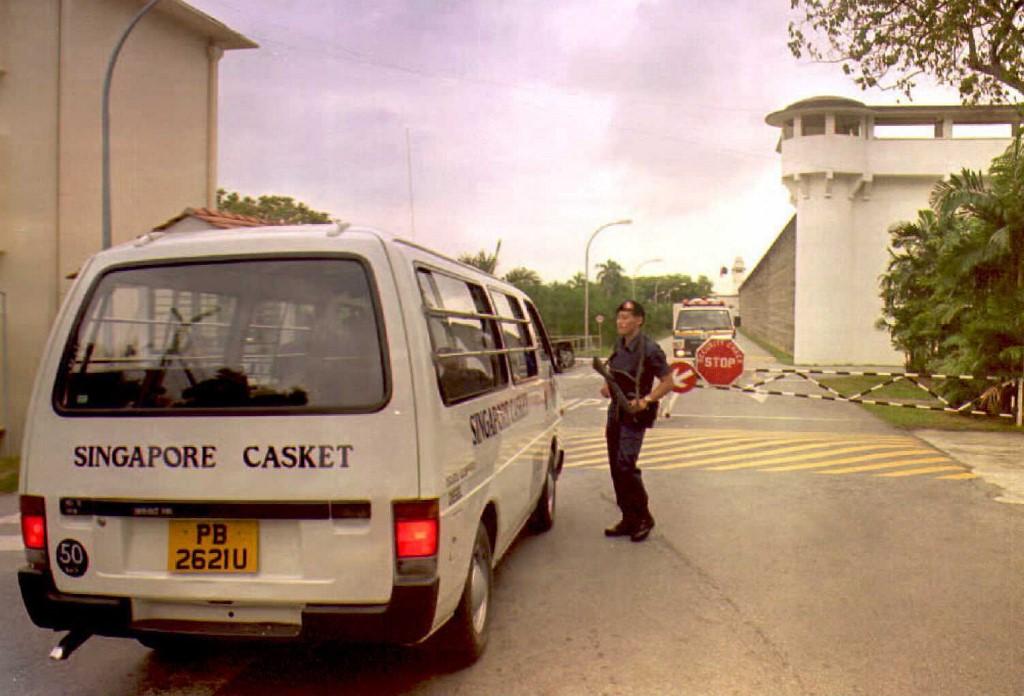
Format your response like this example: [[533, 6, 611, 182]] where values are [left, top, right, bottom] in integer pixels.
[[17, 223, 564, 665]]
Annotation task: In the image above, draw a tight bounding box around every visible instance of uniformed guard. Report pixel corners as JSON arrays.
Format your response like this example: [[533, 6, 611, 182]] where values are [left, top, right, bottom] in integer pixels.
[[599, 300, 673, 542]]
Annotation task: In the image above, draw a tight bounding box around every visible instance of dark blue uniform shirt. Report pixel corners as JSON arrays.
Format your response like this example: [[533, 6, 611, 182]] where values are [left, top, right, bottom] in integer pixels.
[[608, 332, 670, 402]]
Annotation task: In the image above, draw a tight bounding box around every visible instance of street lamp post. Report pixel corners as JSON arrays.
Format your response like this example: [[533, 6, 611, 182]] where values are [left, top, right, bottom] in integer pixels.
[[102, 0, 163, 250], [631, 257, 663, 299], [584, 219, 632, 352]]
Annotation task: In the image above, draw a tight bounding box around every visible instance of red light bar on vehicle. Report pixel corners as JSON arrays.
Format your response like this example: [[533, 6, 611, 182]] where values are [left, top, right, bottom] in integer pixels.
[[682, 298, 726, 307]]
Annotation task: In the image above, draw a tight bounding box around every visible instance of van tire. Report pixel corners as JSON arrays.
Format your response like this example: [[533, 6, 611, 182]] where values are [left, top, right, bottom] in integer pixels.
[[439, 522, 492, 666], [528, 466, 556, 533]]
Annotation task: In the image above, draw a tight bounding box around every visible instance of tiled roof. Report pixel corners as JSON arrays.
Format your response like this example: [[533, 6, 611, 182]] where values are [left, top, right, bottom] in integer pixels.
[[152, 207, 277, 231]]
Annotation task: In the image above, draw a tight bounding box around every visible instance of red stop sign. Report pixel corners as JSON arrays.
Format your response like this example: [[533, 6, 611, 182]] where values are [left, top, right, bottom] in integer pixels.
[[669, 361, 699, 394], [695, 338, 744, 385]]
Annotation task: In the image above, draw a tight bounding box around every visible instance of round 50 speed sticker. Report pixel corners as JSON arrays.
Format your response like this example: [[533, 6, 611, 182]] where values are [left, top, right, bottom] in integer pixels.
[[55, 539, 89, 577]]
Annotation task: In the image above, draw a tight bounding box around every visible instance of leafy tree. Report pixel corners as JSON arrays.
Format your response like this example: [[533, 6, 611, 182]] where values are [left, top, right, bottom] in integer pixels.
[[504, 267, 542, 290], [879, 138, 1024, 409], [788, 0, 1024, 101], [216, 188, 332, 224], [458, 240, 502, 275]]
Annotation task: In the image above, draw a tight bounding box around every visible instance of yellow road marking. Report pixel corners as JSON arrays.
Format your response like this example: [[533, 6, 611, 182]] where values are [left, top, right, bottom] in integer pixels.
[[566, 432, 760, 460], [760, 448, 938, 472], [559, 429, 972, 480], [562, 431, 916, 446], [566, 433, 769, 468], [563, 430, 717, 454], [648, 442, 835, 471], [816, 456, 952, 474], [703, 443, 921, 471], [652, 438, 855, 470], [876, 465, 965, 477]]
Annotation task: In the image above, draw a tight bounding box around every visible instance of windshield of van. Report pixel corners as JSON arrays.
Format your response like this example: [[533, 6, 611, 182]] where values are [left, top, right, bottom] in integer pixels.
[[56, 258, 387, 412], [675, 309, 732, 331]]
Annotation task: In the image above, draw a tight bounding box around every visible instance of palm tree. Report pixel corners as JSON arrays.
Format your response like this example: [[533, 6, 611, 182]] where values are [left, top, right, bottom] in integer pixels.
[[504, 267, 542, 290], [458, 240, 502, 275], [595, 259, 626, 297], [931, 137, 1024, 291]]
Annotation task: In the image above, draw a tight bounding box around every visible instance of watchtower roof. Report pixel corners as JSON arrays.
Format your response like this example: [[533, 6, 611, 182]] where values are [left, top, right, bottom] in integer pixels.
[[766, 96, 1021, 128]]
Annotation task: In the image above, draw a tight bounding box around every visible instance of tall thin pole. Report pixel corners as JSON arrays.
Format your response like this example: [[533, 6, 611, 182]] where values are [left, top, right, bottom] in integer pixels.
[[406, 127, 416, 239], [631, 257, 662, 299], [1017, 358, 1023, 427], [583, 219, 632, 352], [102, 0, 162, 250], [0, 291, 8, 457]]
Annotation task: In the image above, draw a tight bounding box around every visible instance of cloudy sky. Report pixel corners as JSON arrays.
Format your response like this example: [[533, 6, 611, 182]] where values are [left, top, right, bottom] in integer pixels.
[[188, 0, 960, 289]]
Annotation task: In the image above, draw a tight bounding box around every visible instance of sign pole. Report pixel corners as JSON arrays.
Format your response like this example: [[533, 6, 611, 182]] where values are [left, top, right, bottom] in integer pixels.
[[1017, 363, 1023, 427]]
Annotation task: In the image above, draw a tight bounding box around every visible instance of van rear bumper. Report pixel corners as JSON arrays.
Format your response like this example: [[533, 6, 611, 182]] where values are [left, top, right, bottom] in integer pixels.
[[18, 566, 439, 645]]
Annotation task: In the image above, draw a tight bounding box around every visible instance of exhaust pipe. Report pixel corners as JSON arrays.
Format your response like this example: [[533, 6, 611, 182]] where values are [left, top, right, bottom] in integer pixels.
[[49, 630, 92, 661]]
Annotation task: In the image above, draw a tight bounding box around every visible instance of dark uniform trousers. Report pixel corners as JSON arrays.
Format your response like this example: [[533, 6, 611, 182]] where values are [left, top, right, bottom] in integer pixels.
[[605, 417, 651, 526]]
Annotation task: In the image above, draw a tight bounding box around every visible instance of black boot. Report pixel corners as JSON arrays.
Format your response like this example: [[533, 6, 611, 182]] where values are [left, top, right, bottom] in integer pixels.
[[630, 516, 655, 542], [604, 520, 634, 537]]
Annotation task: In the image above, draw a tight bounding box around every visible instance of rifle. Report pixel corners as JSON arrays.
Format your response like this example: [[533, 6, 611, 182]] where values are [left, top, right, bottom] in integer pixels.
[[591, 357, 643, 415]]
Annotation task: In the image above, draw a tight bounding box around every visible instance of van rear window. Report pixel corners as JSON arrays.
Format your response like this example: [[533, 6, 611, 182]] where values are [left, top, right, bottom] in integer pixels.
[[56, 258, 388, 413]]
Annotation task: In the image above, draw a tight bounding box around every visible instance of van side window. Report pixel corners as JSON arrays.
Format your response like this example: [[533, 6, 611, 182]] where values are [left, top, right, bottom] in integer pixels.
[[524, 300, 558, 370], [55, 259, 388, 413], [417, 269, 508, 405], [491, 291, 537, 382]]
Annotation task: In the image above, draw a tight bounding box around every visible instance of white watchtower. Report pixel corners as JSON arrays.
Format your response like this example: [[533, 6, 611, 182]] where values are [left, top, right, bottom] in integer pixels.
[[764, 96, 1021, 365]]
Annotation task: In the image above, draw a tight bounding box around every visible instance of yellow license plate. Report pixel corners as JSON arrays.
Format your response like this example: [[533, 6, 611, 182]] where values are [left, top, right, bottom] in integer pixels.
[[167, 520, 259, 573]]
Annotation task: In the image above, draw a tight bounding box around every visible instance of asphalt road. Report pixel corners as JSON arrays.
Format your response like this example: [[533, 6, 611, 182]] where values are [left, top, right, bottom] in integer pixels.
[[2, 337, 1023, 695]]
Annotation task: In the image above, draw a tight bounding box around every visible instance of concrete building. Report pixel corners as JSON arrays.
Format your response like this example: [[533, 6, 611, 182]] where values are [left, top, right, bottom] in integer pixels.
[[741, 96, 1021, 365], [0, 0, 255, 452]]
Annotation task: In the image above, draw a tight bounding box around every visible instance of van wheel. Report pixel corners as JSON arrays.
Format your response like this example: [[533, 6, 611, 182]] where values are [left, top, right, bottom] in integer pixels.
[[439, 522, 492, 666], [528, 466, 556, 533]]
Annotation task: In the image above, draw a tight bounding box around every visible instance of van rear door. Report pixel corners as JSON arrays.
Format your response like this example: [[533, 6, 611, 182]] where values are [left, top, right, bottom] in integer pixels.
[[25, 252, 417, 605]]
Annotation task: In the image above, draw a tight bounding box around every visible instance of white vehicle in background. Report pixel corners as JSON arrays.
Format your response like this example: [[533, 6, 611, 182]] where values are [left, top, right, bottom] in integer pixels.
[[17, 223, 564, 666], [671, 298, 737, 358]]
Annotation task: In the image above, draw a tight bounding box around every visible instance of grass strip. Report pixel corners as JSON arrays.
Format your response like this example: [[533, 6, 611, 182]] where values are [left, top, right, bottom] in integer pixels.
[[738, 329, 793, 365]]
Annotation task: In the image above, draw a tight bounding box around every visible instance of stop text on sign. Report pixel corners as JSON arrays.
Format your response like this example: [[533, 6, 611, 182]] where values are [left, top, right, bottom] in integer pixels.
[[701, 357, 739, 368], [694, 338, 745, 386]]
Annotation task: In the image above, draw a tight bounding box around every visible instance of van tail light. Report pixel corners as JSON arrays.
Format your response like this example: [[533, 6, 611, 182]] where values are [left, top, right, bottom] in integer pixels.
[[394, 499, 439, 558], [20, 495, 46, 550], [20, 495, 49, 570], [396, 519, 438, 557], [393, 499, 439, 583]]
